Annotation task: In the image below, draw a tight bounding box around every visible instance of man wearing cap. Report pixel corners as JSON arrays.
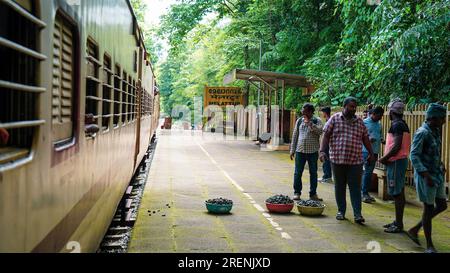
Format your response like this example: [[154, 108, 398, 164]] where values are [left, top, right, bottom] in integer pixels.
[[407, 103, 448, 253], [379, 99, 411, 233], [320, 97, 375, 224]]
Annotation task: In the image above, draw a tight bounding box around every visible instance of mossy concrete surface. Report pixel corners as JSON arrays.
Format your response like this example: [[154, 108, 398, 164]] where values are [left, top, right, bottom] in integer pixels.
[[128, 131, 450, 253]]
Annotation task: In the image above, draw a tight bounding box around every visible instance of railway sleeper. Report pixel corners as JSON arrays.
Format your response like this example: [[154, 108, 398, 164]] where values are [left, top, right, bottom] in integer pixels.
[[107, 227, 129, 235]]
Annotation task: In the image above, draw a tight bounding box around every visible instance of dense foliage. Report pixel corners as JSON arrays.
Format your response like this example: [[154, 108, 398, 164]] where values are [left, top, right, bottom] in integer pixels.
[[132, 0, 450, 114]]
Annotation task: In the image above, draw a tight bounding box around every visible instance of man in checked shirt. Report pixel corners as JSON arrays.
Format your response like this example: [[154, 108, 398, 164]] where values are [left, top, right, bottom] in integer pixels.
[[320, 97, 376, 224], [290, 103, 324, 202]]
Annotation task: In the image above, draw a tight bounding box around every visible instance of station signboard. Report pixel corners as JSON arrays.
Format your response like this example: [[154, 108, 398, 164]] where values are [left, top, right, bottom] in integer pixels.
[[203, 86, 245, 108]]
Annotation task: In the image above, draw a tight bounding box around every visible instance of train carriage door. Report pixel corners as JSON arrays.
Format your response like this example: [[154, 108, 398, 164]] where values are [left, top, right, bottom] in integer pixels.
[[133, 46, 143, 169]]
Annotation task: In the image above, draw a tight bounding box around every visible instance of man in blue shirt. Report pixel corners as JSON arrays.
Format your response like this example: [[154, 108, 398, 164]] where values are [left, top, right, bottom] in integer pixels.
[[319, 107, 332, 183], [362, 106, 384, 203], [407, 103, 448, 253]]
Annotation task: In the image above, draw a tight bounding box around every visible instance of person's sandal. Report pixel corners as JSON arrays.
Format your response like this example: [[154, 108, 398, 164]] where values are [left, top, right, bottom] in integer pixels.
[[354, 216, 365, 224], [424, 247, 437, 253], [383, 221, 396, 228], [406, 230, 421, 246], [336, 212, 345, 221], [384, 224, 403, 233]]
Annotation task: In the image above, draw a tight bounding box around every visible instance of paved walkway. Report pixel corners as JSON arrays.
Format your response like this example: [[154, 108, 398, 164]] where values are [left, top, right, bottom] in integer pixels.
[[128, 130, 450, 253]]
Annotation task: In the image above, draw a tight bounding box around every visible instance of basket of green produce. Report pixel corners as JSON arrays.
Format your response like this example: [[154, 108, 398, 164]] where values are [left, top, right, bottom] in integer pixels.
[[296, 200, 326, 216], [205, 198, 233, 214], [265, 195, 294, 213]]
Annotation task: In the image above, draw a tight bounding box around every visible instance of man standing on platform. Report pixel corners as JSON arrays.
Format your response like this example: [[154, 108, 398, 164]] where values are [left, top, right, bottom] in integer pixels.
[[319, 107, 333, 183], [407, 103, 448, 253], [290, 103, 323, 202], [362, 106, 384, 203], [378, 99, 410, 233], [320, 97, 375, 224]]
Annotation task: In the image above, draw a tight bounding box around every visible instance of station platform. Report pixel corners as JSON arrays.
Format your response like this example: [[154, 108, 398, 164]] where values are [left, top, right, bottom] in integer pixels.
[[128, 130, 450, 253]]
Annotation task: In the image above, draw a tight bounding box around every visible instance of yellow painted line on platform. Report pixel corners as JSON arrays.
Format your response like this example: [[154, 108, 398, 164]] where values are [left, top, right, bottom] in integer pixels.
[[195, 140, 292, 241]]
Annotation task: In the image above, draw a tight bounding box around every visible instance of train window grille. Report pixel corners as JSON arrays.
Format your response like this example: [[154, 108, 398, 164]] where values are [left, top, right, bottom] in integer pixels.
[[143, 91, 150, 117], [139, 88, 146, 118], [121, 71, 128, 124], [113, 64, 121, 127], [136, 83, 141, 119], [149, 94, 153, 115], [52, 13, 75, 145], [146, 93, 151, 116], [144, 90, 147, 117], [146, 94, 149, 116], [0, 0, 46, 167], [149, 94, 153, 116], [130, 78, 134, 121], [142, 91, 146, 117], [151, 96, 154, 117], [85, 38, 101, 137], [102, 54, 112, 131], [132, 79, 137, 120], [127, 76, 132, 122]]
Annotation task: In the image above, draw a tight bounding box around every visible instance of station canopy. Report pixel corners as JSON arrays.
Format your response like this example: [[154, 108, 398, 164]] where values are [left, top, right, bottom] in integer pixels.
[[223, 69, 315, 144], [223, 68, 315, 93]]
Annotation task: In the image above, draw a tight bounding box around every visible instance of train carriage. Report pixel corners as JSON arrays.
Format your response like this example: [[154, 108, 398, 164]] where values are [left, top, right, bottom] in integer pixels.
[[0, 0, 159, 252]]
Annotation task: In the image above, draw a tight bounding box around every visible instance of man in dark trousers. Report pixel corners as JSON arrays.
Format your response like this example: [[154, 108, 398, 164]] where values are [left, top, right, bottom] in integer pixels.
[[378, 99, 411, 233], [407, 103, 448, 253], [320, 97, 375, 224], [290, 103, 323, 201], [361, 106, 384, 203], [319, 107, 332, 183]]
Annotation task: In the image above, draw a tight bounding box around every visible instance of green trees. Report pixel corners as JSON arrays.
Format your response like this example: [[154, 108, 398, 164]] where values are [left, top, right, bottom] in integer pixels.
[[307, 0, 450, 106], [133, 0, 450, 114]]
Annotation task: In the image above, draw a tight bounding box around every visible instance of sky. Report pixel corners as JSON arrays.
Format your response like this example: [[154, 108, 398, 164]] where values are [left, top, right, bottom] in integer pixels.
[[140, 0, 178, 61], [142, 0, 177, 27]]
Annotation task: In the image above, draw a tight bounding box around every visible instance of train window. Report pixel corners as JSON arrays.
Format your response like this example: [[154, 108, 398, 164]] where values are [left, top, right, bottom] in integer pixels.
[[141, 90, 145, 117], [146, 92, 150, 116], [85, 38, 100, 137], [127, 76, 132, 122], [52, 13, 76, 144], [145, 91, 149, 117], [102, 54, 112, 131], [0, 0, 45, 167], [148, 93, 150, 116], [113, 64, 121, 127], [131, 79, 136, 121], [149, 94, 153, 116], [122, 71, 128, 124]]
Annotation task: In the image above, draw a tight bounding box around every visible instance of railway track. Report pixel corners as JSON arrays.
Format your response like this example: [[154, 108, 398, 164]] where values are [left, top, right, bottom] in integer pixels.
[[97, 140, 157, 253]]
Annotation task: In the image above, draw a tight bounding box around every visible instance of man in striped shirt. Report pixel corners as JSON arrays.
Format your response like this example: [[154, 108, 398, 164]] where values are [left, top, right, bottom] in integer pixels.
[[290, 103, 323, 201], [320, 97, 375, 224]]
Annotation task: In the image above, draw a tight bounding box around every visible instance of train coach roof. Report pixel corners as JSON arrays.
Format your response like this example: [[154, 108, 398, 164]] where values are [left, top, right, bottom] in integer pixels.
[[125, 0, 156, 73]]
